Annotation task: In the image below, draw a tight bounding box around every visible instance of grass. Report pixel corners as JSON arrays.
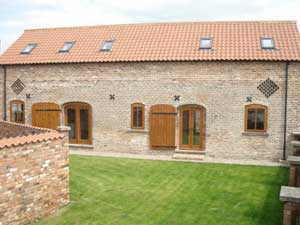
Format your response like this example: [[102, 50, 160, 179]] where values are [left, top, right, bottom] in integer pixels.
[[35, 155, 288, 225]]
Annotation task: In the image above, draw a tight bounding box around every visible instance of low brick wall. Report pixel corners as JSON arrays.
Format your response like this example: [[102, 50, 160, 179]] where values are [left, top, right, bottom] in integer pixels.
[[283, 202, 300, 225], [0, 121, 69, 225]]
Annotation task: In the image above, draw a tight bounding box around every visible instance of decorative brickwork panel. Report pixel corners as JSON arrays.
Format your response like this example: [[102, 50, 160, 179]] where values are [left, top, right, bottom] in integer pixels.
[[257, 78, 279, 98], [11, 78, 25, 95]]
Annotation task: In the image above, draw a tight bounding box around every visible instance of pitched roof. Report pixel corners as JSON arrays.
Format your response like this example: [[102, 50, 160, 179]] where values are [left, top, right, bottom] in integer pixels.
[[0, 20, 300, 65]]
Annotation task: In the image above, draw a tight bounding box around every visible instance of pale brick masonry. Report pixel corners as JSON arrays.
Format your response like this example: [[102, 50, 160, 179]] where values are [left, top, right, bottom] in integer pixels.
[[3, 61, 300, 161], [0, 121, 69, 225]]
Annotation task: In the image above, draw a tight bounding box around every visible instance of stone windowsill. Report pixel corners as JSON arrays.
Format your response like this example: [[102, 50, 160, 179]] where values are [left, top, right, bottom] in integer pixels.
[[68, 144, 94, 149], [242, 132, 269, 137], [127, 129, 149, 134]]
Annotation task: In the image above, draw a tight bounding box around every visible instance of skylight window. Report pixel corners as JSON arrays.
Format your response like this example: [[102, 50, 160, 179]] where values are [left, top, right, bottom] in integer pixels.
[[200, 38, 212, 49], [21, 43, 37, 54], [261, 38, 275, 49], [100, 41, 113, 52], [59, 42, 75, 53]]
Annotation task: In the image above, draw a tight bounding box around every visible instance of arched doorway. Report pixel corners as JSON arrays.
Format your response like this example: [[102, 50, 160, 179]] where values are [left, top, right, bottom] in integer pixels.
[[64, 102, 92, 145], [178, 105, 205, 150], [32, 102, 61, 129]]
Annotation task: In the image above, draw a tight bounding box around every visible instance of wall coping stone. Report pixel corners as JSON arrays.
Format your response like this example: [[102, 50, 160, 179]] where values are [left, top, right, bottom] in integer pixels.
[[287, 156, 300, 165], [280, 186, 300, 203]]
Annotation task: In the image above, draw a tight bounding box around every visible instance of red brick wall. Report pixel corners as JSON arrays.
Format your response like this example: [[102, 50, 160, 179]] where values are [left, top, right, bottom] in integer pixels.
[[289, 165, 300, 187], [283, 202, 300, 225], [0, 134, 69, 225]]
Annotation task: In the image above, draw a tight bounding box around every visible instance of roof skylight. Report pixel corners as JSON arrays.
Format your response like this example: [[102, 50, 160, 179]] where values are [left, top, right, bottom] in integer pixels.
[[59, 42, 75, 53], [21, 43, 37, 54], [261, 38, 275, 49], [100, 41, 113, 52], [200, 37, 212, 49]]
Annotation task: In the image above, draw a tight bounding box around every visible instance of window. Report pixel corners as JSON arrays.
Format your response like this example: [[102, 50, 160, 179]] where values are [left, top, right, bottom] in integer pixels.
[[245, 104, 267, 132], [10, 100, 25, 124], [21, 43, 37, 54], [200, 38, 212, 49], [131, 103, 145, 129], [59, 42, 75, 53], [64, 103, 92, 144], [261, 38, 275, 49], [100, 41, 113, 51]]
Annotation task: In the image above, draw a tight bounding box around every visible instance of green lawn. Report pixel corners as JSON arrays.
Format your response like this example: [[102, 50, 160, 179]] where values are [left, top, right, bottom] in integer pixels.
[[35, 155, 288, 225]]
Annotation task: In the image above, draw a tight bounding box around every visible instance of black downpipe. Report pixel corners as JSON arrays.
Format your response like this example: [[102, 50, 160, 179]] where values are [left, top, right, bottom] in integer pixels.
[[2, 65, 7, 121], [283, 62, 290, 160]]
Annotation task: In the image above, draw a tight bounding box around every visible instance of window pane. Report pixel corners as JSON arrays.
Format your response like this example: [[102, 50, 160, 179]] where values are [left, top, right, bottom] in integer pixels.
[[193, 110, 201, 146], [21, 44, 36, 54], [17, 104, 22, 112], [80, 109, 89, 140], [20, 112, 24, 122], [200, 39, 212, 49], [133, 107, 138, 128], [12, 104, 18, 112], [11, 112, 16, 122], [16, 112, 23, 122], [262, 38, 274, 49], [11, 102, 24, 123], [182, 110, 190, 145], [247, 109, 256, 130], [101, 41, 113, 51], [60, 42, 74, 52], [137, 108, 143, 127], [256, 109, 265, 130], [67, 108, 76, 140]]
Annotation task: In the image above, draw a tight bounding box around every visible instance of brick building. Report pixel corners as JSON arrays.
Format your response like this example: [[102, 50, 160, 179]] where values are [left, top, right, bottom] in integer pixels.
[[0, 21, 300, 161]]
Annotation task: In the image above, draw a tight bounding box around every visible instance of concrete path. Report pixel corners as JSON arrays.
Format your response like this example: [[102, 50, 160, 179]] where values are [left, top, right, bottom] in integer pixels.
[[70, 150, 287, 167]]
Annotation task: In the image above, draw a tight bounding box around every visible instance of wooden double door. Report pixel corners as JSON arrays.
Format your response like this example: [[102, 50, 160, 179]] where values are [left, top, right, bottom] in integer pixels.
[[64, 103, 92, 145], [150, 104, 205, 151], [179, 105, 204, 150]]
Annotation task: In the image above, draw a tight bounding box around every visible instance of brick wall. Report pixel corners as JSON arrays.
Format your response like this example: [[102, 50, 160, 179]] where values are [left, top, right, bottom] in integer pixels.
[[0, 66, 3, 120], [0, 125, 69, 225], [283, 202, 300, 225], [3, 61, 300, 161], [287, 62, 300, 157]]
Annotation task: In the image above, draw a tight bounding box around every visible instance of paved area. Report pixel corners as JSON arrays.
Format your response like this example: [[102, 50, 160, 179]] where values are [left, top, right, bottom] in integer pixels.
[[70, 150, 287, 167]]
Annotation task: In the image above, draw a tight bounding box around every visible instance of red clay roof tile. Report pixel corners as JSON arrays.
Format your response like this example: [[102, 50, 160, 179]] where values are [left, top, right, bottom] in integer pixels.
[[0, 121, 64, 149], [0, 21, 299, 65]]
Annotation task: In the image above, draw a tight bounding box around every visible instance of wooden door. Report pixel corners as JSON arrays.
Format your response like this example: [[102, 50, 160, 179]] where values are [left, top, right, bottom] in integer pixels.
[[64, 103, 92, 145], [150, 104, 176, 150], [32, 103, 61, 130], [179, 106, 204, 150]]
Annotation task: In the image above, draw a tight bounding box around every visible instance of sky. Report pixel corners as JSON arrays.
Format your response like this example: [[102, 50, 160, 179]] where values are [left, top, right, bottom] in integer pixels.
[[0, 0, 299, 52]]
